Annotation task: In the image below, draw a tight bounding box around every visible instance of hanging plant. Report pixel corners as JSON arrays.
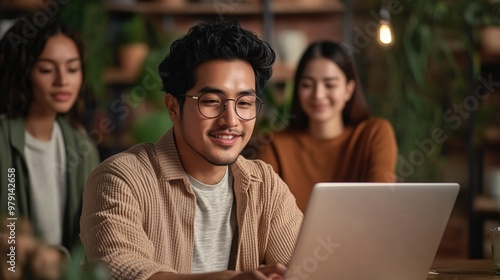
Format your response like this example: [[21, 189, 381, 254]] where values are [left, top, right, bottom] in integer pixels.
[[464, 0, 500, 56], [59, 1, 109, 103], [364, 1, 475, 182]]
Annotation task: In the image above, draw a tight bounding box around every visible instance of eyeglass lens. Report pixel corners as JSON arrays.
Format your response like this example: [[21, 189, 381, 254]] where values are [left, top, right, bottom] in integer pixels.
[[197, 93, 261, 120]]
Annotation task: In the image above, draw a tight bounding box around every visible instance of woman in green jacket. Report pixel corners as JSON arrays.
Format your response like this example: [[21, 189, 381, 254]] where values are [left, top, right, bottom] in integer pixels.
[[0, 18, 100, 253]]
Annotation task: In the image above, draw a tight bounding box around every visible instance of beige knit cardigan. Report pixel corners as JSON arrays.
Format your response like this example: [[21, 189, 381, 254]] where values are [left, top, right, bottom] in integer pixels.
[[80, 129, 303, 280]]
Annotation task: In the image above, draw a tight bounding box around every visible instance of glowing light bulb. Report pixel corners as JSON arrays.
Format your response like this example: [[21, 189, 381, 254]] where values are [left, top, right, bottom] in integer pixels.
[[378, 20, 393, 45]]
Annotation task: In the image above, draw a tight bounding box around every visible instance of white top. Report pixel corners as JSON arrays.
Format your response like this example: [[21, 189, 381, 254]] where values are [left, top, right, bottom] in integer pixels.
[[25, 122, 66, 245], [188, 167, 236, 273]]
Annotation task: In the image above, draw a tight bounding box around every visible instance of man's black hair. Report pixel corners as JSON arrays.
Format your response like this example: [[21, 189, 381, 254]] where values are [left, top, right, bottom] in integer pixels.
[[158, 18, 275, 107]]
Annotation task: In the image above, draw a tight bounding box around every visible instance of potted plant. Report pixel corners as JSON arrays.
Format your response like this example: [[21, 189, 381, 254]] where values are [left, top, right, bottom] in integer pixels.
[[361, 1, 470, 182], [464, 0, 500, 56]]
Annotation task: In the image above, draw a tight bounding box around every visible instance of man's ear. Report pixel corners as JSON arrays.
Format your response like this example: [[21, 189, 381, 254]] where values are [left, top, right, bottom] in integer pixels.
[[165, 94, 181, 123]]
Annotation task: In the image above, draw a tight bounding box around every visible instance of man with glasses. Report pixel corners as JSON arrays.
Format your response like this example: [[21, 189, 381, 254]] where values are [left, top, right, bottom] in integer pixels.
[[80, 19, 303, 280]]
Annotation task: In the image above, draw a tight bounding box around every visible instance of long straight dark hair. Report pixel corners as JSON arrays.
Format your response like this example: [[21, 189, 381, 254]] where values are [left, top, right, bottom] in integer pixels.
[[286, 40, 370, 132], [0, 17, 87, 128]]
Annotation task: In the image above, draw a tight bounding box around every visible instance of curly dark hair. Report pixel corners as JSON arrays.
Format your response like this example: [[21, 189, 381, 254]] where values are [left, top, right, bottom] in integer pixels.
[[158, 18, 275, 108], [0, 17, 87, 128], [287, 40, 370, 132]]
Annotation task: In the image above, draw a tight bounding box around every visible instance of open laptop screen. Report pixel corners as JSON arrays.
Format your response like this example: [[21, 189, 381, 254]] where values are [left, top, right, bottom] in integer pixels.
[[285, 182, 459, 280]]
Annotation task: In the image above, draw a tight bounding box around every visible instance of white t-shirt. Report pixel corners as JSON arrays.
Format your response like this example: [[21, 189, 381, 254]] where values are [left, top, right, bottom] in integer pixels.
[[25, 122, 66, 245], [188, 167, 236, 273]]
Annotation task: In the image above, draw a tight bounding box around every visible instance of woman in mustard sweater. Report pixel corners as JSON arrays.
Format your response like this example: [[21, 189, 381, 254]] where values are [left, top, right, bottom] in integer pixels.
[[257, 41, 398, 212]]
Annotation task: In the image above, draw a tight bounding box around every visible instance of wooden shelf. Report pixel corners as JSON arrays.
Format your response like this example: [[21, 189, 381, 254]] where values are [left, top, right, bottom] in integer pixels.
[[0, 1, 41, 13], [103, 61, 294, 86], [105, 0, 344, 15], [271, 61, 295, 83], [103, 0, 343, 85], [484, 126, 500, 144], [481, 53, 500, 63], [481, 52, 500, 66], [474, 196, 500, 216]]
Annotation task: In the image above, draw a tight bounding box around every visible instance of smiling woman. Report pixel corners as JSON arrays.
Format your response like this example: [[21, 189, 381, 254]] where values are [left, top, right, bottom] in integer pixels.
[[256, 41, 399, 213], [0, 17, 100, 279], [28, 34, 83, 129]]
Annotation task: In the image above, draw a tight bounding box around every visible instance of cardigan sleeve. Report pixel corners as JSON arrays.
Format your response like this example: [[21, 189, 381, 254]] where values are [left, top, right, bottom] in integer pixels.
[[365, 118, 398, 182], [80, 158, 169, 280], [260, 163, 303, 266]]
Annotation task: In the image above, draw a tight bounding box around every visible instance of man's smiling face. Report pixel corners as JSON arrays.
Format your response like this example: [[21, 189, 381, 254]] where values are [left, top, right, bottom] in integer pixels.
[[168, 59, 257, 167]]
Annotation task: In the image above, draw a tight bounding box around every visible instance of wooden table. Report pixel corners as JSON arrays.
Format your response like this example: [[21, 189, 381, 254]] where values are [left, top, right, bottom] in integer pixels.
[[469, 196, 500, 258], [429, 259, 500, 279]]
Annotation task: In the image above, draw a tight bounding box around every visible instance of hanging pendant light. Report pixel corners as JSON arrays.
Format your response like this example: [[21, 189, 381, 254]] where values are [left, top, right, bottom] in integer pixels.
[[378, 4, 393, 46]]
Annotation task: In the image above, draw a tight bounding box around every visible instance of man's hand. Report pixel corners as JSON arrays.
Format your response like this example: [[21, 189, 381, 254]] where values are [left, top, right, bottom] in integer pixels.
[[229, 263, 286, 280], [149, 263, 287, 280]]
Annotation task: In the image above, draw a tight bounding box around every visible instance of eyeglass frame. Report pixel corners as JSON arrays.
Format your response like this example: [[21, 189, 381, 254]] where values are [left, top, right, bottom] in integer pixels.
[[183, 92, 265, 121]]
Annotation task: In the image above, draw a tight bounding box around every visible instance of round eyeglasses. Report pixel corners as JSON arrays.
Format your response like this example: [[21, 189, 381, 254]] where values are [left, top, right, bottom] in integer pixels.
[[184, 93, 264, 121]]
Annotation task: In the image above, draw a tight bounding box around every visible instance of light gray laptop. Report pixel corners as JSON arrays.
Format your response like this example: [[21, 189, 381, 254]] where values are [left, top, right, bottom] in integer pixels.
[[285, 182, 459, 280]]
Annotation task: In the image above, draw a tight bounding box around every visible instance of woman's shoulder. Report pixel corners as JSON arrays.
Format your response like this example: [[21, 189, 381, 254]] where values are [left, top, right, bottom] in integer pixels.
[[0, 116, 10, 132], [56, 116, 100, 161], [264, 130, 307, 150], [56, 116, 93, 139], [0, 116, 25, 138], [271, 130, 303, 142], [0, 115, 21, 126], [250, 130, 302, 160], [356, 117, 395, 132], [350, 117, 396, 143]]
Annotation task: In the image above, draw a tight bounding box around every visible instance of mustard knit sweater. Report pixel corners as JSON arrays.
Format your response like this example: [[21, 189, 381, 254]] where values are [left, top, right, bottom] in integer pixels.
[[80, 129, 303, 280], [257, 117, 398, 212]]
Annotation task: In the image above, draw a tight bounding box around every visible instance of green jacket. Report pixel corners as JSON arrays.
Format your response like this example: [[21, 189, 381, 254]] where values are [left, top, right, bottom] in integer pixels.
[[0, 115, 100, 250]]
